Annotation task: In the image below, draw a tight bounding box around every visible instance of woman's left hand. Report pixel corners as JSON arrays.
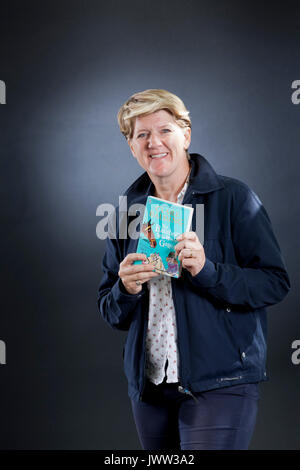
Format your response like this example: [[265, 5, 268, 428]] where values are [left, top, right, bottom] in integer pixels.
[[175, 232, 206, 277]]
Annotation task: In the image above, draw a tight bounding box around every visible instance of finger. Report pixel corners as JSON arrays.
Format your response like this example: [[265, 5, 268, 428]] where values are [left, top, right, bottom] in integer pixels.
[[178, 248, 201, 260], [120, 263, 156, 277], [176, 232, 198, 242], [121, 253, 147, 266], [181, 257, 196, 267], [177, 240, 196, 250], [125, 271, 160, 284], [174, 240, 197, 256]]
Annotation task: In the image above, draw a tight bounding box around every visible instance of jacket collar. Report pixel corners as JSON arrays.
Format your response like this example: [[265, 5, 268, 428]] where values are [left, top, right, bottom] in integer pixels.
[[124, 153, 225, 204], [186, 153, 225, 194]]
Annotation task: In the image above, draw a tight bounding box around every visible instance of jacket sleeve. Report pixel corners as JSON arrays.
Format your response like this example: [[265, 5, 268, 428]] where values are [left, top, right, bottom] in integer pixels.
[[187, 186, 290, 310], [97, 235, 146, 331]]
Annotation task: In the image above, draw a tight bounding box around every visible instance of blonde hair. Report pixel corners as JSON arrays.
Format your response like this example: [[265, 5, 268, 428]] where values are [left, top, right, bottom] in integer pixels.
[[117, 89, 191, 140]]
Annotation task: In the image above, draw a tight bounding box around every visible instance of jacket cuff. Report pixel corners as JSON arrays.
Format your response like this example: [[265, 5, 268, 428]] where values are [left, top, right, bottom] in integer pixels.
[[187, 258, 217, 288], [112, 277, 145, 303]]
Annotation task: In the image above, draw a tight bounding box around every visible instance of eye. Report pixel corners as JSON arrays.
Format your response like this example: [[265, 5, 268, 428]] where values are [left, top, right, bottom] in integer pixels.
[[137, 132, 147, 139], [161, 128, 171, 133]]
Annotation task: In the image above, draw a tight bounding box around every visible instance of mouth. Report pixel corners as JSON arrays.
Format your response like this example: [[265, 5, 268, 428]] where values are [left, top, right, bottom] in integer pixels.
[[149, 152, 168, 159]]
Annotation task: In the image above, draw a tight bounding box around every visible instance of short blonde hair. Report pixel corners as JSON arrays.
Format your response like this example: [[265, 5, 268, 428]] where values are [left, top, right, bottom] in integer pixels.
[[117, 89, 191, 140]]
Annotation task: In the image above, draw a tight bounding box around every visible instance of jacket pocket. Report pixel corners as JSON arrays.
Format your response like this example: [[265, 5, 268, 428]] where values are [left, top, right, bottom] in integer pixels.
[[225, 307, 263, 369], [222, 306, 251, 369]]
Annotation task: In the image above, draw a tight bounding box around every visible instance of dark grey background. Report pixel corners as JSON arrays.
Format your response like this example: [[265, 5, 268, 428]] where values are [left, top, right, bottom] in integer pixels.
[[0, 0, 299, 449]]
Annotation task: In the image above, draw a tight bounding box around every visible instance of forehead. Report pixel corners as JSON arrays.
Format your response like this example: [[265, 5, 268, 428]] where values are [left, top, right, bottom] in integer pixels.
[[134, 109, 176, 131]]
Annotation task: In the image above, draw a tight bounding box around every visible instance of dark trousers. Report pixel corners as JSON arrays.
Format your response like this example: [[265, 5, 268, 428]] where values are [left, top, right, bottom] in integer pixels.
[[131, 378, 260, 450]]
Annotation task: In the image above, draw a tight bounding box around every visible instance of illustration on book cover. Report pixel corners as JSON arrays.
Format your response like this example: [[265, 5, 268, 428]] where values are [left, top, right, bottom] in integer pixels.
[[134, 196, 194, 278]]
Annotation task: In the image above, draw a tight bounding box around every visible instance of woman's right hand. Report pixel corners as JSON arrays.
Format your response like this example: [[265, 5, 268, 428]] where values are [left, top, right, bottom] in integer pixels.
[[118, 253, 159, 295]]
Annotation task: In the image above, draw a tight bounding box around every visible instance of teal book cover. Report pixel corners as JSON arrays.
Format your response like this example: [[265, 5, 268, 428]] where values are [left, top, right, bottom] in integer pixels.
[[134, 196, 194, 278]]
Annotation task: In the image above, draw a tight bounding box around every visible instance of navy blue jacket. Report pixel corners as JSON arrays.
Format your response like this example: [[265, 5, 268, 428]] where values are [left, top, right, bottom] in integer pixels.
[[98, 154, 290, 402]]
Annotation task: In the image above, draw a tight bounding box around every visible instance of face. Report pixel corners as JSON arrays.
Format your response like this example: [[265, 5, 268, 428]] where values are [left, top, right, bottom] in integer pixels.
[[128, 110, 191, 180]]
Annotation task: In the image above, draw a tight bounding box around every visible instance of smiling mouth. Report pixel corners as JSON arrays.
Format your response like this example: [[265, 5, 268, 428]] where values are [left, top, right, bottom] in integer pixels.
[[150, 153, 168, 159]]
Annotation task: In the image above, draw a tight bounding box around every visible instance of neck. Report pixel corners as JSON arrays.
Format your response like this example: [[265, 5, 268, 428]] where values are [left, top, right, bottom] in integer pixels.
[[153, 160, 191, 203]]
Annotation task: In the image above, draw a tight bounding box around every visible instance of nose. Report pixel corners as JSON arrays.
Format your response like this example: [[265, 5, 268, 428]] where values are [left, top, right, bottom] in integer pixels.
[[148, 132, 161, 148]]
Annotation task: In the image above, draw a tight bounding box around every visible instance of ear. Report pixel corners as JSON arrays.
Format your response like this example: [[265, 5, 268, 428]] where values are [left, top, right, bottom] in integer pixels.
[[128, 138, 137, 159], [183, 127, 191, 150]]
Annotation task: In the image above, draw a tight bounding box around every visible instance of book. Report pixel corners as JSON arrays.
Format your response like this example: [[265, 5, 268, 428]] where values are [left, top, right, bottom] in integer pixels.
[[133, 195, 194, 278]]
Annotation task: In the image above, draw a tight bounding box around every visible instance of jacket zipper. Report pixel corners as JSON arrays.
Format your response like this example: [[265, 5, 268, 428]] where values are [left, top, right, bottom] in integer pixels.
[[171, 277, 200, 404], [175, 189, 200, 404], [140, 301, 149, 401], [140, 352, 147, 401], [178, 385, 199, 403]]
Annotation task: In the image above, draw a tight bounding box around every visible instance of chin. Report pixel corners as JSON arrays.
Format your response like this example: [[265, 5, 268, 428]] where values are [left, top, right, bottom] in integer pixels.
[[149, 162, 173, 176], [151, 168, 171, 178]]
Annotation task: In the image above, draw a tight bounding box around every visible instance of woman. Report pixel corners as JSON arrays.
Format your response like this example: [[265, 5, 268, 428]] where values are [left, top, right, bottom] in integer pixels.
[[98, 89, 290, 450]]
